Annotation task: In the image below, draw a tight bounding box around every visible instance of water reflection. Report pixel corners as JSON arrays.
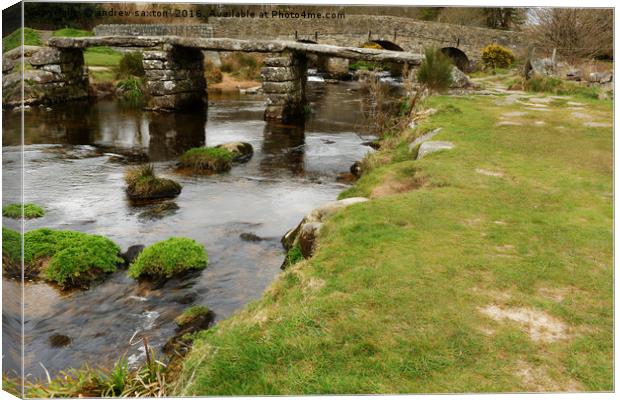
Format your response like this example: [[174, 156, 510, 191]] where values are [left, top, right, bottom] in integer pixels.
[[260, 122, 306, 176]]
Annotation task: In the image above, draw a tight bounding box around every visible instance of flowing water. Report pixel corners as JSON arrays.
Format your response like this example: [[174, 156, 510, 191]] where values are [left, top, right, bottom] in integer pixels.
[[2, 81, 378, 380]]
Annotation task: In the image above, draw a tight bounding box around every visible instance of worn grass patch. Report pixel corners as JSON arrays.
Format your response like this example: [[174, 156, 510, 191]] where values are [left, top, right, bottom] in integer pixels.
[[128, 237, 208, 279], [178, 147, 233, 173], [173, 93, 611, 394], [2, 203, 45, 219]]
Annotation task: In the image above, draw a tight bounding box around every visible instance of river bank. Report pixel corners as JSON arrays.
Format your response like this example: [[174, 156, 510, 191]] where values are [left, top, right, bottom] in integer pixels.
[[172, 88, 613, 394]]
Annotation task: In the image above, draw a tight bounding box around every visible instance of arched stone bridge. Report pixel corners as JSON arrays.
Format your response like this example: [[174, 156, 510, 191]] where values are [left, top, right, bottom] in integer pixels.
[[46, 35, 422, 120]]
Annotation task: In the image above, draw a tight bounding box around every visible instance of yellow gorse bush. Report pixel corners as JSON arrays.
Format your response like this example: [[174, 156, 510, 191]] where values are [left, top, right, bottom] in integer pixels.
[[481, 44, 515, 69]]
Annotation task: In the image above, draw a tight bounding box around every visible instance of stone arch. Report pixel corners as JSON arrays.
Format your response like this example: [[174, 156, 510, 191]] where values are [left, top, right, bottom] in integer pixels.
[[370, 40, 404, 52], [440, 47, 470, 71]]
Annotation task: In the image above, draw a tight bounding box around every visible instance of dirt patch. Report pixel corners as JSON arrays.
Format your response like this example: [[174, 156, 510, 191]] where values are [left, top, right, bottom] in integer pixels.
[[515, 360, 583, 392], [209, 74, 260, 92], [479, 305, 570, 342], [370, 173, 426, 199]]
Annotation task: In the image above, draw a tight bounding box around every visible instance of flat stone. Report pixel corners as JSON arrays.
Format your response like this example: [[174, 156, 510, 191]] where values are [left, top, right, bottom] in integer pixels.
[[261, 80, 300, 94], [145, 68, 204, 81], [528, 97, 554, 104], [260, 66, 300, 82], [501, 111, 527, 118], [263, 56, 296, 67], [476, 168, 504, 177], [265, 92, 303, 106], [524, 108, 550, 112], [567, 101, 585, 106], [571, 112, 592, 119], [146, 78, 204, 96], [583, 122, 612, 128], [534, 121, 546, 126], [29, 48, 63, 66], [496, 121, 522, 126], [3, 45, 43, 60], [408, 127, 442, 152], [417, 141, 454, 160]]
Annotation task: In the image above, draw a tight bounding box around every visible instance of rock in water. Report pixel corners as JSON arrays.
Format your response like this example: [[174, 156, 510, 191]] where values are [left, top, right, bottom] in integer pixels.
[[121, 245, 145, 267], [240, 232, 262, 242], [350, 161, 363, 177], [215, 142, 254, 162]]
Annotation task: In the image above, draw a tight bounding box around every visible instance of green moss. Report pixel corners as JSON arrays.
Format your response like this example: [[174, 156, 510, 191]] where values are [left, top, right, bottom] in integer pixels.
[[179, 147, 233, 172], [2, 28, 42, 53], [285, 244, 303, 266], [175, 305, 212, 327], [124, 164, 181, 200], [21, 228, 122, 288], [128, 237, 208, 279], [2, 203, 45, 219], [52, 27, 94, 37]]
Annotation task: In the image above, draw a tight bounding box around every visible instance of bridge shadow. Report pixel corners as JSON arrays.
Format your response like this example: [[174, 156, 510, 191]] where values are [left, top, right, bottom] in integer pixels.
[[259, 121, 306, 177], [147, 110, 207, 161]]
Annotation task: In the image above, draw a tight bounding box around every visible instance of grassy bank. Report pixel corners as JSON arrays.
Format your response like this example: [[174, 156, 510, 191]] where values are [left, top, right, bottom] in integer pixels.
[[174, 91, 612, 394]]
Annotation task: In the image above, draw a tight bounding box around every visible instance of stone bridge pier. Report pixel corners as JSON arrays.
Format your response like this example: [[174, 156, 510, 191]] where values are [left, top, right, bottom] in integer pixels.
[[142, 45, 206, 111], [261, 51, 307, 121]]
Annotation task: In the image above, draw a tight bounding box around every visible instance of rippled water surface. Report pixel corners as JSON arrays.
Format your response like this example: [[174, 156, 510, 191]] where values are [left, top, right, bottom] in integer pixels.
[[2, 82, 377, 379]]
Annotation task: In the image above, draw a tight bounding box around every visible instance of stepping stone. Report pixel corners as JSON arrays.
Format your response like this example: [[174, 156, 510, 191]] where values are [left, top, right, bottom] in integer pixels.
[[501, 111, 528, 118], [476, 168, 504, 177], [529, 97, 554, 104], [583, 122, 612, 128], [572, 112, 592, 119], [417, 141, 454, 160], [567, 101, 585, 106], [520, 102, 548, 108], [524, 108, 551, 112], [534, 121, 546, 126], [408, 127, 442, 152], [496, 121, 522, 126]]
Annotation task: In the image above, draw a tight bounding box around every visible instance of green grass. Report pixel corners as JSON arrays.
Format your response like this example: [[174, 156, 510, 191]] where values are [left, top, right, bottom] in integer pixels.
[[2, 203, 45, 219], [52, 27, 94, 37], [524, 76, 600, 99], [2, 227, 21, 265], [84, 46, 123, 67], [179, 147, 233, 172], [174, 92, 612, 394], [128, 237, 208, 279], [3, 27, 43, 53]]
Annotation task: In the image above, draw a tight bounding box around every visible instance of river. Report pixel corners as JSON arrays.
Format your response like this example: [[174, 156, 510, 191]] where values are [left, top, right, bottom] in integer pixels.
[[2, 81, 377, 380]]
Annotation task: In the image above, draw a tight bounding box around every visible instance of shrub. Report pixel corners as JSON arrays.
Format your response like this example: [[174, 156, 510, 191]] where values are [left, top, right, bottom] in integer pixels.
[[118, 51, 145, 77], [416, 48, 454, 93], [2, 203, 45, 219], [204, 60, 223, 84], [481, 44, 515, 70], [175, 305, 212, 327], [220, 53, 262, 80], [179, 147, 233, 173], [124, 164, 182, 200], [116, 77, 144, 106], [128, 237, 208, 279], [21, 228, 122, 288]]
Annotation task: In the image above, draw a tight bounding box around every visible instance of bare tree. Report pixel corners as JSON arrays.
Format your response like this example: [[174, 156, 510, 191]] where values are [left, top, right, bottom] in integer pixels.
[[528, 8, 613, 60]]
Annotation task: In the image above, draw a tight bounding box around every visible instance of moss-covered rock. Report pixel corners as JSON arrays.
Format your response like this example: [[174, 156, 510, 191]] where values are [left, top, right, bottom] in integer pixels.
[[178, 147, 233, 173], [164, 305, 215, 355], [2, 203, 45, 219], [3, 228, 122, 288], [124, 164, 182, 200], [128, 237, 208, 279], [215, 142, 253, 162], [175, 305, 213, 328]]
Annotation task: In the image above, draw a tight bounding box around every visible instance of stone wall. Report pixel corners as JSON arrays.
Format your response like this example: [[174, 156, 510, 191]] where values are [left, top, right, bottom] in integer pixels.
[[143, 45, 207, 111], [210, 14, 527, 60], [2, 47, 88, 107], [261, 52, 307, 121], [94, 24, 213, 38]]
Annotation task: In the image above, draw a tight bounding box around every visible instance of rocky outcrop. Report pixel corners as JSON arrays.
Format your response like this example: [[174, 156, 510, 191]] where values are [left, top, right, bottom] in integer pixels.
[[450, 67, 473, 88], [281, 197, 369, 267], [525, 58, 556, 79], [215, 142, 254, 162], [416, 141, 454, 160]]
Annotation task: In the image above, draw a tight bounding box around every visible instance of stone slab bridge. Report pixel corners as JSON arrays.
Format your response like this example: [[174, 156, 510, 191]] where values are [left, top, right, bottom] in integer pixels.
[[46, 35, 422, 120]]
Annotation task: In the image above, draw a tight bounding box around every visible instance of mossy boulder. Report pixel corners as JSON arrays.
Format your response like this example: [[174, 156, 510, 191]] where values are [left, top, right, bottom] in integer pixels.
[[164, 305, 215, 355], [3, 228, 122, 288], [128, 237, 208, 279], [124, 164, 181, 200], [2, 203, 45, 219], [215, 142, 253, 162], [178, 147, 233, 173]]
